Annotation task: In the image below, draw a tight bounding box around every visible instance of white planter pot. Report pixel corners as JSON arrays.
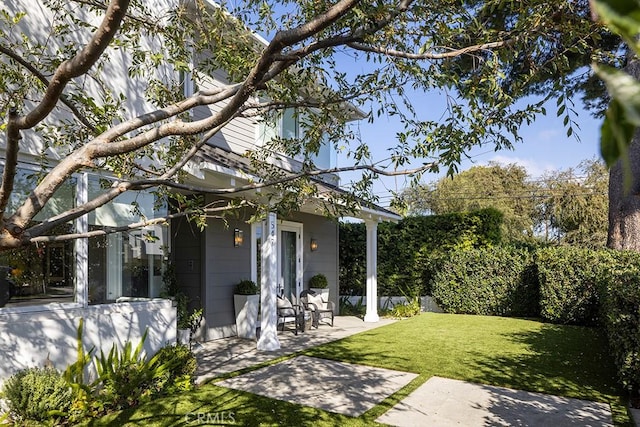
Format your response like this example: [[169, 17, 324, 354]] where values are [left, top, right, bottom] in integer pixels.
[[177, 329, 190, 345], [234, 294, 260, 339], [311, 288, 329, 302]]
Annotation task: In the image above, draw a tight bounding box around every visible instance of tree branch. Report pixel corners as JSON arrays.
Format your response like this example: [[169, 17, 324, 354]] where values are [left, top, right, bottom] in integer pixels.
[[14, 0, 130, 130], [0, 46, 98, 133], [346, 39, 516, 60], [0, 109, 21, 232], [28, 203, 241, 243]]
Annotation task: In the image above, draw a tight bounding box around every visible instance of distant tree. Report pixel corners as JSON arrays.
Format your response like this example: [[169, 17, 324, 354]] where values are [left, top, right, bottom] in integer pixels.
[[397, 163, 537, 241], [537, 159, 608, 247]]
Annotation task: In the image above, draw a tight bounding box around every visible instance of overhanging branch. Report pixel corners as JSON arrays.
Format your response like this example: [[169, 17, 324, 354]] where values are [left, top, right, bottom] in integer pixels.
[[346, 39, 516, 60]]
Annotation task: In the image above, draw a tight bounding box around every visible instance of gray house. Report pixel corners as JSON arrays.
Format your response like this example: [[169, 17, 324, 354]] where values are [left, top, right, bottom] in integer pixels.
[[0, 0, 399, 380]]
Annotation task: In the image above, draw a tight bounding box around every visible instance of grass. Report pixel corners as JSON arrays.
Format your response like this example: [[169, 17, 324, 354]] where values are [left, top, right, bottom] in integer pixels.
[[86, 313, 631, 426]]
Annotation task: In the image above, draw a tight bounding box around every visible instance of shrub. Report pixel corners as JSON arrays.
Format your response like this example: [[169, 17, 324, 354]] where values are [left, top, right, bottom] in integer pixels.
[[152, 344, 197, 395], [390, 296, 421, 318], [339, 296, 365, 316], [234, 279, 258, 295], [93, 331, 175, 412], [536, 247, 610, 326], [431, 246, 538, 317], [340, 209, 504, 296], [599, 250, 640, 394], [309, 273, 328, 289], [2, 367, 73, 422]]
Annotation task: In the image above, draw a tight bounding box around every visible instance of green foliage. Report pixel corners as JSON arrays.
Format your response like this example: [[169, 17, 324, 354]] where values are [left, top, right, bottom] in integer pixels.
[[59, 321, 198, 419], [339, 209, 503, 296], [2, 367, 73, 423], [431, 246, 539, 317], [234, 279, 259, 295], [338, 222, 367, 296], [536, 247, 609, 326], [151, 344, 197, 395], [599, 250, 640, 394], [308, 273, 328, 289], [339, 295, 365, 316], [93, 331, 154, 411], [537, 159, 609, 247], [399, 163, 537, 241], [592, 0, 640, 176], [63, 318, 95, 419], [399, 160, 609, 248], [90, 334, 197, 414], [390, 296, 422, 319]]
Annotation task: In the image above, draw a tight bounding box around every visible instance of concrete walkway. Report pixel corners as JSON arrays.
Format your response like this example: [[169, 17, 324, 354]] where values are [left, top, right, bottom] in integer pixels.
[[194, 316, 615, 426], [377, 376, 613, 427], [193, 316, 396, 383]]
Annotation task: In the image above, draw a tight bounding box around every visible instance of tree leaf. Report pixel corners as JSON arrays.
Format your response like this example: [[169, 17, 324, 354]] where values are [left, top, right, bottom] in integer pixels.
[[594, 63, 640, 126], [592, 0, 640, 56], [600, 99, 635, 167]]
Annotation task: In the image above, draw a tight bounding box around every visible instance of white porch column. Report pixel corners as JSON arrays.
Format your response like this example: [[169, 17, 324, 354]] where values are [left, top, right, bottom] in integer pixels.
[[257, 212, 281, 351], [364, 219, 380, 322]]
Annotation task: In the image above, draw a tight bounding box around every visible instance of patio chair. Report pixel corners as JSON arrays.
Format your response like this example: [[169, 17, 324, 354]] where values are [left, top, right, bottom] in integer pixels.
[[276, 295, 305, 335], [300, 290, 334, 328], [291, 292, 313, 331]]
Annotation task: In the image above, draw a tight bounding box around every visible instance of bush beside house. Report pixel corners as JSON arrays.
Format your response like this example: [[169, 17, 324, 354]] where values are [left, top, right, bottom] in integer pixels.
[[1, 333, 197, 424]]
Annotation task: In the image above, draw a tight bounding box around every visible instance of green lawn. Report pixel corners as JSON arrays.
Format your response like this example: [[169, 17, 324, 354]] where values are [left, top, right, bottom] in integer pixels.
[[87, 313, 631, 426]]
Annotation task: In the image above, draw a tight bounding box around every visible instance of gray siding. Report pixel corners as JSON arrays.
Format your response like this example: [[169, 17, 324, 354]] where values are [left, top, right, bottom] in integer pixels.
[[202, 198, 253, 340], [172, 216, 204, 340], [196, 201, 339, 341], [193, 70, 257, 154]]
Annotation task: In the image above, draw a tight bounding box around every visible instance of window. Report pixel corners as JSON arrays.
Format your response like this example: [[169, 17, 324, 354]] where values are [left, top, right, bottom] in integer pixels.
[[0, 168, 76, 308], [87, 178, 168, 304]]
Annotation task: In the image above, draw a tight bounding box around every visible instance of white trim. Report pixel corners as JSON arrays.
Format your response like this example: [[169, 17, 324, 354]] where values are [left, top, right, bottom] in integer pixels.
[[0, 302, 83, 316], [277, 220, 303, 299], [75, 173, 88, 306], [257, 212, 280, 351], [364, 220, 379, 322]]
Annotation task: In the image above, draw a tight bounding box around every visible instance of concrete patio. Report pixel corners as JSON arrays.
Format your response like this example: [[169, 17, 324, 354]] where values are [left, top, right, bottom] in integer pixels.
[[193, 315, 396, 383]]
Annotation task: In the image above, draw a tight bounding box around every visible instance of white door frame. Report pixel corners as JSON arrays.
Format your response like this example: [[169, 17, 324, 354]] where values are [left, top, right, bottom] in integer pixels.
[[277, 220, 303, 299]]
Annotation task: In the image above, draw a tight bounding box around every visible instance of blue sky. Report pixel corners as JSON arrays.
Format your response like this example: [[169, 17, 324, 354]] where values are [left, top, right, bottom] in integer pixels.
[[338, 96, 604, 207]]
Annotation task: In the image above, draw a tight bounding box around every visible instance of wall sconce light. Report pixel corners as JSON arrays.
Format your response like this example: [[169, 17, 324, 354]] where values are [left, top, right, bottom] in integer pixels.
[[310, 238, 318, 252], [234, 228, 244, 247]]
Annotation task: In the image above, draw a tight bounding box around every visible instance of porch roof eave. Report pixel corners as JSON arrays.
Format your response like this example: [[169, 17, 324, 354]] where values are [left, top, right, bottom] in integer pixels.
[[349, 205, 402, 224]]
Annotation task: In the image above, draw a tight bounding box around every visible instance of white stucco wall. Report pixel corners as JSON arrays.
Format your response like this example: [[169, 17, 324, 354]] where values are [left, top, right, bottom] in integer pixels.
[[0, 299, 176, 383]]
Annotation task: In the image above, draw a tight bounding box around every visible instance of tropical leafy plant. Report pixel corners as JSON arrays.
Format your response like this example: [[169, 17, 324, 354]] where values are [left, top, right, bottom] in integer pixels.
[[93, 330, 165, 411]]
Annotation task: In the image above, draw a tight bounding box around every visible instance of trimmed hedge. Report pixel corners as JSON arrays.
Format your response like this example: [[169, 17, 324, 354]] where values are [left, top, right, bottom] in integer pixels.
[[600, 250, 640, 394], [431, 246, 538, 317], [340, 208, 504, 296], [536, 247, 608, 326]]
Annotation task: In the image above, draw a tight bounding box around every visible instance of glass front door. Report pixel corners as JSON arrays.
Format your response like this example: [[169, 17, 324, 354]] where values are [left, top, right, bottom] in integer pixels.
[[252, 220, 302, 299], [280, 230, 297, 297], [278, 222, 302, 300]]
